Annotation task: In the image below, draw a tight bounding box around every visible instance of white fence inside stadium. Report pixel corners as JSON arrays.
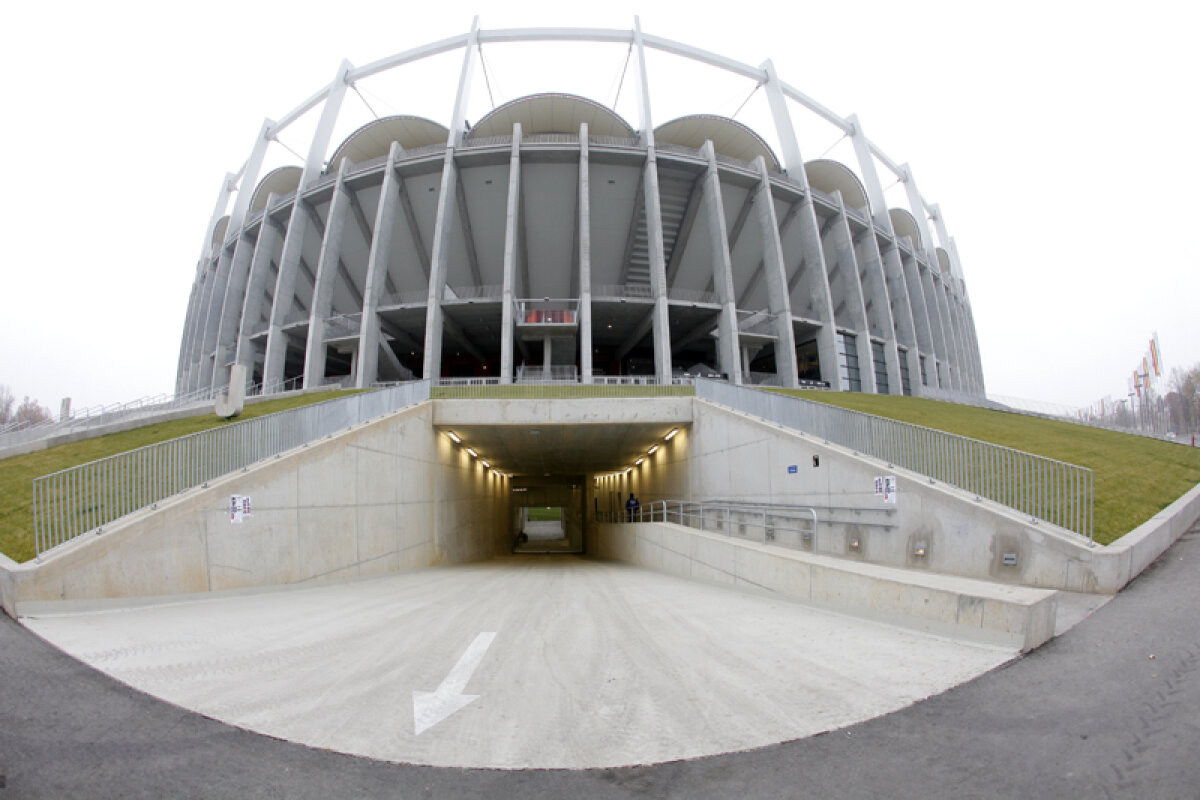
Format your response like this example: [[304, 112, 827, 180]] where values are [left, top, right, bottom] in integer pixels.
[[31, 381, 431, 558], [694, 380, 1094, 542]]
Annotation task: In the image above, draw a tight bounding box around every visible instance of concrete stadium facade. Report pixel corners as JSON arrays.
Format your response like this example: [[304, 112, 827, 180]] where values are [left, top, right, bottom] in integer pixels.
[[177, 21, 985, 397]]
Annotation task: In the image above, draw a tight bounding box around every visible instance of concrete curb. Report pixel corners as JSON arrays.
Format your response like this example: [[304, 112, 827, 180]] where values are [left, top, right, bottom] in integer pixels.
[[593, 521, 1057, 652]]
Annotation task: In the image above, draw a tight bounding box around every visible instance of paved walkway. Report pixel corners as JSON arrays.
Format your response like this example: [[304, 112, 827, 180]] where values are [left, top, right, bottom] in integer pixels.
[[1, 522, 1197, 798], [16, 558, 1011, 769]]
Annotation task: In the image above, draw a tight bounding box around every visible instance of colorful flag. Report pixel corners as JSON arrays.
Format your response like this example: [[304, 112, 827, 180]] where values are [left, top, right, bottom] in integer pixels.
[[1149, 333, 1162, 377]]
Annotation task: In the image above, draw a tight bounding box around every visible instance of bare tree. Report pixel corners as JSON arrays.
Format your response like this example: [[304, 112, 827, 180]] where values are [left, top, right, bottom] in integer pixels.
[[14, 396, 52, 426], [0, 384, 13, 425], [1167, 365, 1200, 435]]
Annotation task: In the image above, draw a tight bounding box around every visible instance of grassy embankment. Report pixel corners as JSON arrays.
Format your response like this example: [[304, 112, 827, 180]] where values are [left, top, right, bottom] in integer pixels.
[[0, 390, 358, 564], [773, 390, 1200, 546]]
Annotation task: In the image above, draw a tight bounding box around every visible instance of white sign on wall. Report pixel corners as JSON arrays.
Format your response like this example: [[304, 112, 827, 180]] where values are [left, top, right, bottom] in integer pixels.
[[230, 494, 252, 524], [874, 476, 898, 504]]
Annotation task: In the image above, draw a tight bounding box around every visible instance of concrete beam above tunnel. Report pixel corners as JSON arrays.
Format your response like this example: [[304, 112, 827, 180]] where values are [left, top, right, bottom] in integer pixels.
[[433, 397, 692, 476]]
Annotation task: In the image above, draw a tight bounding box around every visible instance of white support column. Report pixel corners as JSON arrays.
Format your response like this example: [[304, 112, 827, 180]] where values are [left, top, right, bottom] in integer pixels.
[[848, 114, 927, 394], [500, 124, 522, 385], [826, 194, 877, 393], [700, 141, 742, 384], [357, 143, 401, 388], [850, 228, 903, 394], [578, 122, 594, 384], [422, 20, 479, 381], [175, 278, 202, 392], [900, 165, 963, 392], [262, 60, 354, 389], [227, 119, 275, 234], [187, 261, 218, 392], [762, 60, 840, 389], [753, 158, 801, 389], [211, 231, 256, 391], [234, 201, 282, 388], [198, 245, 236, 391], [632, 17, 673, 382], [303, 160, 352, 388]]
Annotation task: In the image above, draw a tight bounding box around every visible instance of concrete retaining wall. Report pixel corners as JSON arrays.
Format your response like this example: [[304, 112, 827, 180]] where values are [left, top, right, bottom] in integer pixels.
[[5, 401, 509, 615], [679, 400, 1150, 593], [592, 521, 1058, 652]]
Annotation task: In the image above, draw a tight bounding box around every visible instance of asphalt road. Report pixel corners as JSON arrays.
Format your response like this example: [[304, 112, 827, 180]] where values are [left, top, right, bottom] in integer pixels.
[[1, 521, 1197, 799]]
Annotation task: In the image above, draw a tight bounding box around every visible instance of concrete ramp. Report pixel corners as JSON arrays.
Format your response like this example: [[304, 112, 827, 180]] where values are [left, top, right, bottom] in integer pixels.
[[592, 521, 1058, 651]]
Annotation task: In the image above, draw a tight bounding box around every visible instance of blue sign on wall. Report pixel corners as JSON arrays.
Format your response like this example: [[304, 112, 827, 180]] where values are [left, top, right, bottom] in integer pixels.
[[787, 464, 798, 474]]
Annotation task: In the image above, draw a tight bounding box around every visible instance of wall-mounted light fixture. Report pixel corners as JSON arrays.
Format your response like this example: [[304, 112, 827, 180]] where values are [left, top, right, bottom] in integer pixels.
[[913, 541, 928, 558], [647, 444, 659, 455], [635, 457, 645, 466], [447, 432, 461, 443], [481, 461, 491, 469], [664, 428, 679, 441], [466, 448, 478, 458], [849, 537, 861, 553]]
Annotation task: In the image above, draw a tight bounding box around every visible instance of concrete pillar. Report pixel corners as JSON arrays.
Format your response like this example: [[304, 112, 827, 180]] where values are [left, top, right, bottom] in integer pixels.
[[226, 119, 275, 234], [198, 245, 236, 390], [578, 123, 593, 384], [421, 151, 460, 381], [262, 202, 308, 387], [916, 260, 950, 386], [500, 125, 522, 384], [826, 194, 877, 393], [752, 158, 802, 389], [234, 202, 282, 388], [422, 20, 479, 381], [631, 17, 672, 384], [187, 261, 219, 392], [700, 141, 742, 384], [848, 216, 903, 395], [356, 144, 401, 388], [844, 115, 926, 393], [175, 277, 201, 392], [303, 160, 353, 389], [212, 231, 256, 391], [262, 60, 354, 390]]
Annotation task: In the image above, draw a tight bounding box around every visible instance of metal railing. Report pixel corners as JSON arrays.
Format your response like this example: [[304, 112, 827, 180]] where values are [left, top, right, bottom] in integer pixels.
[[31, 381, 432, 557], [696, 380, 1095, 541], [606, 499, 819, 551]]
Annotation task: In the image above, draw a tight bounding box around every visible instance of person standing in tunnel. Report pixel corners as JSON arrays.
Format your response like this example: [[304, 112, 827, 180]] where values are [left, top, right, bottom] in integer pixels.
[[625, 492, 640, 522]]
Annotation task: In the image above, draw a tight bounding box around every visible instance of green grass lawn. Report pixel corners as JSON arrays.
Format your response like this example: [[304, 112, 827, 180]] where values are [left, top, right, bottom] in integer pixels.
[[525, 506, 564, 521], [772, 390, 1200, 545], [0, 390, 359, 564]]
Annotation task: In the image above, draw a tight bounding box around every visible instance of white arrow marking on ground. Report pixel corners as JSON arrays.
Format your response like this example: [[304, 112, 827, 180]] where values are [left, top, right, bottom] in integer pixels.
[[412, 631, 496, 735]]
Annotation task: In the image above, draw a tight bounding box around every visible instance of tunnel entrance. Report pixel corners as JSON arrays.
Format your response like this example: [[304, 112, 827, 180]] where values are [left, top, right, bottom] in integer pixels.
[[510, 479, 584, 554]]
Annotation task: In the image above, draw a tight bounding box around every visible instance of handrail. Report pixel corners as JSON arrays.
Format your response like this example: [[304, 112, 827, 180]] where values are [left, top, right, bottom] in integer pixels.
[[610, 498, 819, 552], [32, 381, 432, 557], [695, 379, 1094, 541]]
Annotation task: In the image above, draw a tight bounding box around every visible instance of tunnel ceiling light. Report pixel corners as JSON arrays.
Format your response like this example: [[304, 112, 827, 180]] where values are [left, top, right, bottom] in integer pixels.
[[446, 432, 461, 443], [664, 428, 679, 441], [481, 461, 490, 469], [647, 444, 659, 455], [466, 448, 478, 457], [635, 457, 645, 466]]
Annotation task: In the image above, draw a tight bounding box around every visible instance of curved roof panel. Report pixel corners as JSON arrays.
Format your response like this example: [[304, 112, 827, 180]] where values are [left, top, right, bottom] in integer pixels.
[[249, 166, 302, 214], [936, 247, 951, 274], [888, 208, 923, 251], [327, 115, 449, 169], [654, 115, 779, 170], [468, 93, 634, 139], [804, 160, 869, 212], [211, 216, 229, 249]]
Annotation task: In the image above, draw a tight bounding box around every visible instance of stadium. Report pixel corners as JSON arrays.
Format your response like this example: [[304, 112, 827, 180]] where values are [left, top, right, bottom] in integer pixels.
[[177, 21, 985, 398]]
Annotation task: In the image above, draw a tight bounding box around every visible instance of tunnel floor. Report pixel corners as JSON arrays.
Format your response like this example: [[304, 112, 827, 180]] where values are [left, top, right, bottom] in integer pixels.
[[21, 555, 1016, 769]]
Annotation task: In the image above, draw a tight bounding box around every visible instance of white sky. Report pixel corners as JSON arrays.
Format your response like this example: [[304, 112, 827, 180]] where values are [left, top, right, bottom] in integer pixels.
[[1, 0, 1196, 413]]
